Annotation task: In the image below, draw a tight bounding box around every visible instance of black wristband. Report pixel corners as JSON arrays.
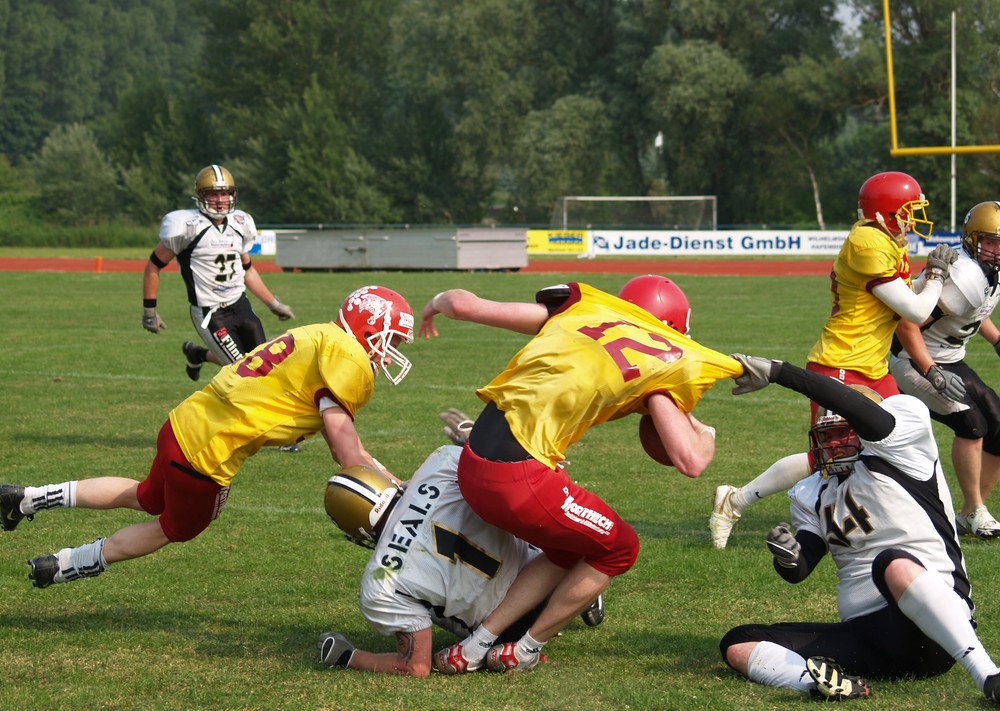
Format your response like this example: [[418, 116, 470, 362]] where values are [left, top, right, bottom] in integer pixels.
[[143, 299, 157, 309]]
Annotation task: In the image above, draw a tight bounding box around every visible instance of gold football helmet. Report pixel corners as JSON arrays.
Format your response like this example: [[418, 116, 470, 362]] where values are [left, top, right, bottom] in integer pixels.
[[193, 164, 237, 219], [809, 385, 882, 478], [324, 465, 402, 548], [961, 201, 1000, 270]]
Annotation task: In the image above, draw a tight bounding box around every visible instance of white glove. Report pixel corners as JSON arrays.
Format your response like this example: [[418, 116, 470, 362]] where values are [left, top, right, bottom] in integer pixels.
[[731, 354, 776, 395], [142, 307, 166, 334], [268, 298, 295, 321], [923, 364, 966, 402], [924, 244, 958, 281], [318, 631, 356, 668], [766, 523, 801, 568]]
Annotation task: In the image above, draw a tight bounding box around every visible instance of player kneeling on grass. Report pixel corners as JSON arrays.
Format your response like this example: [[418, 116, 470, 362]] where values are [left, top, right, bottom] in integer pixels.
[[318, 410, 603, 676], [0, 286, 414, 590], [719, 355, 1000, 704]]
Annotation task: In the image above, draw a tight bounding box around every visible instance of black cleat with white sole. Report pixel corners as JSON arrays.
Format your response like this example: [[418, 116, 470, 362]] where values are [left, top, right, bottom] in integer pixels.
[[28, 554, 59, 589]]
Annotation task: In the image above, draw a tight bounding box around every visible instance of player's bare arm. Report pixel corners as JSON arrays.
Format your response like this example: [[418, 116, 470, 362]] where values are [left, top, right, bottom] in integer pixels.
[[647, 393, 715, 478], [420, 289, 548, 338]]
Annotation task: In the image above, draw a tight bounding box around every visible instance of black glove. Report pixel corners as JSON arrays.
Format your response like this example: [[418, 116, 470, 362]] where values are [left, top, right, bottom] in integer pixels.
[[924, 244, 958, 281], [731, 354, 777, 395], [766, 523, 801, 568], [922, 364, 966, 402], [142, 307, 166, 334], [318, 631, 356, 668]]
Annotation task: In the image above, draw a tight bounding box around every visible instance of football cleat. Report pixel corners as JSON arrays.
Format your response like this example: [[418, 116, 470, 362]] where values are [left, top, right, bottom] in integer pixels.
[[581, 594, 605, 627], [182, 341, 206, 382], [0, 485, 31, 532], [485, 642, 542, 673], [807, 656, 872, 701], [956, 506, 1000, 539], [984, 672, 1000, 703], [28, 554, 59, 589], [432, 643, 483, 674], [709, 485, 742, 549]]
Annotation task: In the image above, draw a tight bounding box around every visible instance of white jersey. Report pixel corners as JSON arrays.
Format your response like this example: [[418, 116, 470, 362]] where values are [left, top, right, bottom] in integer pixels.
[[359, 446, 539, 637], [900, 251, 1000, 363], [788, 394, 970, 622], [158, 208, 258, 308]]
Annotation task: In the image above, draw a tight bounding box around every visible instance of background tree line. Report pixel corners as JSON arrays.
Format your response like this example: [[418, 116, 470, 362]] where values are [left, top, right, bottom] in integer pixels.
[[0, 0, 997, 244]]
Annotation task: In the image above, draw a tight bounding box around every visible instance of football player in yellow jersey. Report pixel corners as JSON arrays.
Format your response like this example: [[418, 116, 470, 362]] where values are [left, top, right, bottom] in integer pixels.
[[0, 286, 415, 590], [418, 275, 742, 673], [709, 171, 960, 549]]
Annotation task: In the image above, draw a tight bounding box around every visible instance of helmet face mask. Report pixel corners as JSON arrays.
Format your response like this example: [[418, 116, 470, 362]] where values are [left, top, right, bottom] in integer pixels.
[[809, 415, 861, 478], [194, 165, 238, 220], [857, 171, 933, 244], [325, 465, 402, 548], [961, 201, 1000, 271], [617, 274, 692, 335], [337, 285, 415, 385]]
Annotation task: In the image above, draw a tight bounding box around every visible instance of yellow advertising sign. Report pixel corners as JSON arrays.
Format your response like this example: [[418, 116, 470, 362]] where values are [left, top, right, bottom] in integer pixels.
[[527, 229, 588, 254]]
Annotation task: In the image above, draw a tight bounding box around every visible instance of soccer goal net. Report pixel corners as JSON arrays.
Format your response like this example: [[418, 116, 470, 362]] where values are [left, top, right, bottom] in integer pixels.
[[551, 195, 717, 230]]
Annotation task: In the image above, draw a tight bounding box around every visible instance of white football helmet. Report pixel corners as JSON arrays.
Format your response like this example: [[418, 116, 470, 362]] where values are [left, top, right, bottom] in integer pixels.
[[337, 285, 415, 385]]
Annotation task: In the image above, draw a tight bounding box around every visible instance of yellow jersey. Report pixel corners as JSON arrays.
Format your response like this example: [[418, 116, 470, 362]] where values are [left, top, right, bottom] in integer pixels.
[[169, 323, 376, 486], [477, 282, 742, 468], [807, 221, 912, 379]]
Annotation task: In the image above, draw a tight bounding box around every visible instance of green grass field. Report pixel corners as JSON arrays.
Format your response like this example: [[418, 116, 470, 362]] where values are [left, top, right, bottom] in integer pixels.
[[2, 268, 999, 710]]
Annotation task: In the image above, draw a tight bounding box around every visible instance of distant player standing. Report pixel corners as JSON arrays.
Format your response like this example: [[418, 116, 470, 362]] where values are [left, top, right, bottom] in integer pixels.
[[891, 201, 1000, 538], [142, 164, 295, 381], [710, 171, 959, 548]]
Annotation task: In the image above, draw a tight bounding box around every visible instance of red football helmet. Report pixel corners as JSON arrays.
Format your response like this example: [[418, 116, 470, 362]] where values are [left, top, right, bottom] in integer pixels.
[[857, 171, 933, 243], [617, 275, 691, 335], [337, 285, 415, 385]]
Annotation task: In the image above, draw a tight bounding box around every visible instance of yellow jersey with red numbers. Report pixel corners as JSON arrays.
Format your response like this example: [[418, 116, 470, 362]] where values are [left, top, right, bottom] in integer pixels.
[[476, 282, 742, 468], [807, 221, 912, 379], [169, 323, 376, 486]]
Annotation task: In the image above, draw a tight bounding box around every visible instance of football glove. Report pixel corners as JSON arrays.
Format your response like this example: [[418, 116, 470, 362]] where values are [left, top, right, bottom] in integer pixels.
[[766, 523, 800, 568], [439, 408, 474, 446], [922, 364, 966, 402], [731, 354, 776, 395], [924, 244, 958, 281], [268, 298, 295, 321], [142, 307, 166, 334], [319, 631, 356, 668]]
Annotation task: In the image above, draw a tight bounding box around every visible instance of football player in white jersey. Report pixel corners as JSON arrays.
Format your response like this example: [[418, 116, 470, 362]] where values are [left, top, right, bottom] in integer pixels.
[[890, 201, 1000, 538], [720, 355, 1000, 704], [318, 412, 603, 676], [142, 165, 295, 382]]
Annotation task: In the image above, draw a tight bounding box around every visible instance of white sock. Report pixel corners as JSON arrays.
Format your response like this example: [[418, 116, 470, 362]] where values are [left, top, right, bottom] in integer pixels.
[[746, 641, 813, 692], [731, 453, 811, 511], [464, 624, 498, 663], [22, 481, 77, 514], [516, 631, 546, 658], [897, 571, 1000, 690], [53, 538, 108, 584]]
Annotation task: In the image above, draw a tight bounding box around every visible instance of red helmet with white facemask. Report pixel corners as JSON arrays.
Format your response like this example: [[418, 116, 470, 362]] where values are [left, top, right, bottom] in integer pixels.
[[337, 286, 414, 385]]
